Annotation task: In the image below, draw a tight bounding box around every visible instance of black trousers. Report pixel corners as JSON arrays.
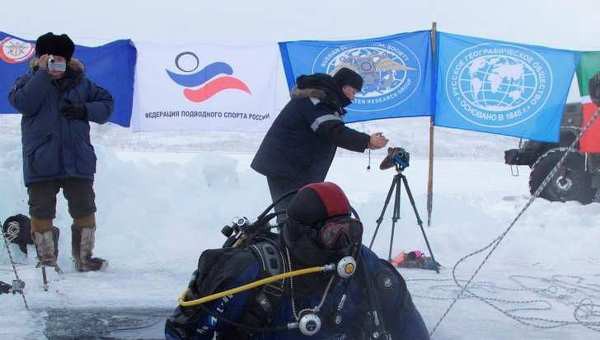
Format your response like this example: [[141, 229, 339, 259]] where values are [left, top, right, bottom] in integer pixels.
[[27, 178, 96, 219], [266, 176, 312, 223]]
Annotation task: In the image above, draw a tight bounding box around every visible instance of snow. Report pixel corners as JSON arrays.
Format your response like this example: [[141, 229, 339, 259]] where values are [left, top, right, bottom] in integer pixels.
[[1, 115, 600, 339]]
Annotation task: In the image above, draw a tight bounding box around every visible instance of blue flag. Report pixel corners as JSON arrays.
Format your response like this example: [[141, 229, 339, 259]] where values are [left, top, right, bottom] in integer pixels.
[[279, 31, 434, 123], [0, 32, 136, 127], [434, 32, 580, 142]]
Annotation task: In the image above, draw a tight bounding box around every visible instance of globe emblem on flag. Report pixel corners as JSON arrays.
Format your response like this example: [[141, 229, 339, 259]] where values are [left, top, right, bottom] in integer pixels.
[[460, 56, 537, 112], [315, 42, 421, 112], [446, 43, 553, 128], [0, 37, 34, 64], [327, 47, 413, 97]]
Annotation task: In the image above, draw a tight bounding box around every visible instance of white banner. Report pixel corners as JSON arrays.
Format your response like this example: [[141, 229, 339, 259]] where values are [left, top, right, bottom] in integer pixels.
[[131, 42, 283, 132]]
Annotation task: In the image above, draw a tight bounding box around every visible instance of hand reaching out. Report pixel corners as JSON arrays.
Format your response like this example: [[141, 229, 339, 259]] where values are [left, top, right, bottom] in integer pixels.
[[368, 132, 388, 150]]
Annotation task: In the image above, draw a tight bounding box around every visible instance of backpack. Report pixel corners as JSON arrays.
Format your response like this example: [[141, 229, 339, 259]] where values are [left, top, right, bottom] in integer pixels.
[[171, 210, 288, 339]]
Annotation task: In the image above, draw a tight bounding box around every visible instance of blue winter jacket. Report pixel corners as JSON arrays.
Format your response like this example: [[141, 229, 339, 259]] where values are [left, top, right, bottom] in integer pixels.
[[8, 59, 113, 185], [165, 246, 430, 340], [251, 74, 370, 183]]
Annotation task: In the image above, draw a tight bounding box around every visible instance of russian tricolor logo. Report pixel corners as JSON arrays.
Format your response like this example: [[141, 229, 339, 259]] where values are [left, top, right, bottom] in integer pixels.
[[166, 52, 251, 103]]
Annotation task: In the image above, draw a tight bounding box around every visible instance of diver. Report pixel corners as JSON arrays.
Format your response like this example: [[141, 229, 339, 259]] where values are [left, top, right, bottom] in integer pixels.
[[165, 182, 430, 339]]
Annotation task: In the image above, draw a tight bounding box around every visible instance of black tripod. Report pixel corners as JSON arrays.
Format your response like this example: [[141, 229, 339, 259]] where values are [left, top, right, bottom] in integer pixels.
[[368, 167, 439, 273]]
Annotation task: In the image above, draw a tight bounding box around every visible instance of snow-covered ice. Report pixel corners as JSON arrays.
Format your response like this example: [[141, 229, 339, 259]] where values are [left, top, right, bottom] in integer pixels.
[[1, 115, 600, 339]]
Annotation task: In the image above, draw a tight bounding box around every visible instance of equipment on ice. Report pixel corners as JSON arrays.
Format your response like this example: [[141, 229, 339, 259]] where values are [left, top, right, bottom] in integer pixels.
[[390, 250, 440, 271], [2, 214, 33, 255], [1, 217, 30, 309]]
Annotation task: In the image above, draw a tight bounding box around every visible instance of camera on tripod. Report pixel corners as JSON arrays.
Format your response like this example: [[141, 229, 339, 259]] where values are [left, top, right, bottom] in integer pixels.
[[370, 146, 439, 273], [380, 147, 410, 171]]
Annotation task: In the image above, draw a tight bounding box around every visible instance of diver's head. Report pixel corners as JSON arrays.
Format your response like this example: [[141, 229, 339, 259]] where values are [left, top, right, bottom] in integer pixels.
[[282, 182, 363, 267]]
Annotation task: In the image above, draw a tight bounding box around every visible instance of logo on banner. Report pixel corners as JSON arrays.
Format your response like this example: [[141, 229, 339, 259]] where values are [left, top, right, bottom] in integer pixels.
[[314, 42, 421, 112], [166, 52, 251, 103], [0, 37, 34, 64], [446, 43, 553, 127]]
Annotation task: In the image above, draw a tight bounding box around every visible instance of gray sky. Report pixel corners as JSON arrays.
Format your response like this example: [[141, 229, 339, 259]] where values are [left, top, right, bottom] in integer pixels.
[[4, 0, 600, 99], [5, 0, 599, 48]]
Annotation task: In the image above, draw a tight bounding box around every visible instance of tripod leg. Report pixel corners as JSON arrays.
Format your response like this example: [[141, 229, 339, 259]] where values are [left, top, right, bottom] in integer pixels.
[[389, 175, 401, 261], [369, 176, 397, 249], [400, 174, 440, 273]]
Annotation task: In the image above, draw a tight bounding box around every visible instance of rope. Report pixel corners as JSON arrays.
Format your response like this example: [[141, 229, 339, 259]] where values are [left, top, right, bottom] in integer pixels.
[[409, 274, 600, 331], [1, 221, 29, 310], [429, 108, 600, 336]]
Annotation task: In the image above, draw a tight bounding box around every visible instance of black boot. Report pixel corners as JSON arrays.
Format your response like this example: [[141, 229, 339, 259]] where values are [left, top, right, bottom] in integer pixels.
[[71, 225, 107, 272]]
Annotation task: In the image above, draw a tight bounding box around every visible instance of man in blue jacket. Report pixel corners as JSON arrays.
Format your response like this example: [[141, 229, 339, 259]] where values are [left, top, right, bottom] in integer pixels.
[[251, 68, 388, 219], [8, 32, 113, 272], [165, 182, 430, 339]]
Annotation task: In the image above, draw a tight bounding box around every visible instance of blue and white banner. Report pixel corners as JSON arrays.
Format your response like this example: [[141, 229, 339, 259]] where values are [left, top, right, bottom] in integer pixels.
[[0, 31, 136, 127], [279, 31, 434, 123], [434, 32, 580, 142], [131, 42, 281, 132]]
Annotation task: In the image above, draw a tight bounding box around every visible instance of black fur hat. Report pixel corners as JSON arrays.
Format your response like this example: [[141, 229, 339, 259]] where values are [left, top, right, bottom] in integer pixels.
[[35, 32, 75, 61], [333, 67, 363, 92]]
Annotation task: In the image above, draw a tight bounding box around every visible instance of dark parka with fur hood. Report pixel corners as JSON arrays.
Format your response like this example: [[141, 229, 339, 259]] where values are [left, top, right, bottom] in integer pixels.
[[9, 58, 113, 185], [251, 73, 370, 182]]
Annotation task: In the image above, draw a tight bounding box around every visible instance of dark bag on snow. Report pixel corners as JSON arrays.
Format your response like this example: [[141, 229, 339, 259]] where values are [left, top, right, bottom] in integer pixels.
[[2, 214, 33, 254]]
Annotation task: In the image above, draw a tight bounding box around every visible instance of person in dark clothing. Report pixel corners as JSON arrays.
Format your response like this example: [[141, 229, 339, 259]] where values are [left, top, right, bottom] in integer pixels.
[[590, 72, 600, 105], [251, 68, 388, 218], [8, 32, 113, 272], [165, 182, 430, 340]]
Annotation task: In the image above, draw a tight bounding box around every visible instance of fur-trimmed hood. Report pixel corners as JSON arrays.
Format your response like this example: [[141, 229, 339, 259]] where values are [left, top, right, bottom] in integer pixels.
[[291, 87, 327, 100], [292, 73, 352, 113]]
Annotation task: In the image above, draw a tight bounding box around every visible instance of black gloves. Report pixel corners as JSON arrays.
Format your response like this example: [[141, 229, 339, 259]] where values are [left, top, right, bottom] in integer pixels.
[[590, 72, 600, 106], [0, 281, 11, 294], [60, 100, 88, 120]]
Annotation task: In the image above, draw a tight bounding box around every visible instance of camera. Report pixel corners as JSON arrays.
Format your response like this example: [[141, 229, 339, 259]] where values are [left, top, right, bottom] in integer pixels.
[[47, 56, 55, 70], [47, 55, 66, 72], [379, 147, 410, 171]]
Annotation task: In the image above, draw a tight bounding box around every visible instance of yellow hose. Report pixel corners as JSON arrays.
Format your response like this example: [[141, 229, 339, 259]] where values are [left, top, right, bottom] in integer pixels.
[[178, 266, 327, 307]]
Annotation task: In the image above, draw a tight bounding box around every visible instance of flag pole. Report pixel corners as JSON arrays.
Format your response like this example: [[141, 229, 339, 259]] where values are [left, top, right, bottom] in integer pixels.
[[426, 22, 437, 227]]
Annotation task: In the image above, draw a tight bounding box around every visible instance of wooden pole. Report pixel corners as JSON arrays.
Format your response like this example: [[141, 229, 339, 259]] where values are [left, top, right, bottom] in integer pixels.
[[427, 22, 437, 227]]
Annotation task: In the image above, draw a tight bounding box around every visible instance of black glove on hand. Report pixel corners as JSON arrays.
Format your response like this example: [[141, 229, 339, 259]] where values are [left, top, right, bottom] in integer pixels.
[[589, 72, 600, 106], [0, 281, 11, 294], [61, 100, 88, 120]]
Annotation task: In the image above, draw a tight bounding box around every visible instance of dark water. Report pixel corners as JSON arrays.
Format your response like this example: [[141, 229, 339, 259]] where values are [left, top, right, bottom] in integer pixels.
[[42, 308, 171, 340]]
